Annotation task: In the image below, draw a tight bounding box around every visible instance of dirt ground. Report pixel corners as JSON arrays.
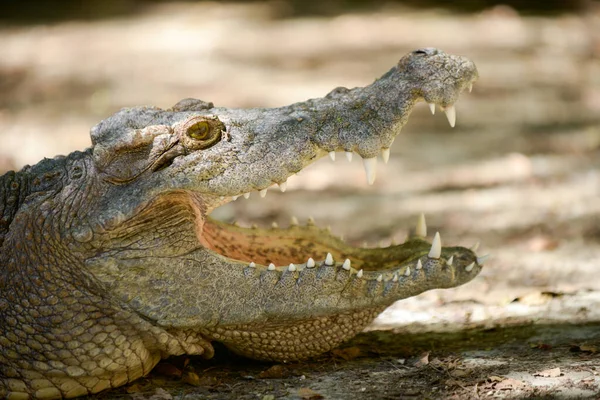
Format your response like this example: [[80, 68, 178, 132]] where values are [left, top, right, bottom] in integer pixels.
[[1, 2, 600, 399]]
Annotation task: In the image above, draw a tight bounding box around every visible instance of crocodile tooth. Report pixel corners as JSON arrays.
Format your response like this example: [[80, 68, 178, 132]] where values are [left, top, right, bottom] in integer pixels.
[[271, 222, 279, 229], [392, 274, 398, 282], [346, 151, 353, 162], [477, 254, 490, 265], [325, 253, 334, 266], [377, 274, 383, 282], [288, 263, 297, 272], [428, 232, 441, 259], [416, 259, 423, 270], [465, 262, 475, 272], [251, 224, 258, 229], [363, 157, 377, 185], [404, 266, 411, 276], [342, 259, 351, 270], [447, 255, 454, 266], [232, 195, 239, 201], [249, 262, 256, 268], [390, 238, 397, 246], [468, 83, 473, 93], [307, 216, 315, 225], [329, 151, 336, 161], [290, 216, 299, 226], [416, 213, 427, 237], [306, 258, 316, 268], [444, 105, 456, 128], [279, 181, 287, 192], [357, 269, 364, 278], [428, 102, 436, 115], [381, 148, 390, 164], [471, 242, 480, 252], [268, 263, 276, 271], [259, 188, 268, 198], [243, 192, 251, 199]]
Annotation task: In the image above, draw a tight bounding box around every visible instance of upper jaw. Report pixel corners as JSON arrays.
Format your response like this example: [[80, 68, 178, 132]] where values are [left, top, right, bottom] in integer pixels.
[[150, 49, 478, 206]]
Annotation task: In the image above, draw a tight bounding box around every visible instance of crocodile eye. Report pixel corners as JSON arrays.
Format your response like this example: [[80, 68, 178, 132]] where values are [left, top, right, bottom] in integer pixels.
[[179, 116, 225, 150], [414, 50, 428, 55], [187, 121, 210, 140]]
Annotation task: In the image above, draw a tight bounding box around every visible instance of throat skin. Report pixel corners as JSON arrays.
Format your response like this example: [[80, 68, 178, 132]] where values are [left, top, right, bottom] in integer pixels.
[[0, 48, 481, 399]]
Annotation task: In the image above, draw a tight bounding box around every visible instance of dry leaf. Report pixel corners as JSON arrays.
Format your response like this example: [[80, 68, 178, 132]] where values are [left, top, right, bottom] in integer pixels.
[[534, 367, 561, 377], [259, 364, 288, 379], [570, 344, 598, 353], [130, 388, 173, 400], [331, 346, 362, 361], [530, 342, 552, 350], [579, 344, 598, 353], [413, 351, 430, 367], [297, 387, 324, 399], [153, 363, 182, 378], [450, 369, 469, 378], [494, 378, 527, 390]]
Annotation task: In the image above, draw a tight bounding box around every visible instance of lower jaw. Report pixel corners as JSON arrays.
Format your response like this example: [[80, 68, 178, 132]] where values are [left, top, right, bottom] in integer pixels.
[[199, 307, 385, 362]]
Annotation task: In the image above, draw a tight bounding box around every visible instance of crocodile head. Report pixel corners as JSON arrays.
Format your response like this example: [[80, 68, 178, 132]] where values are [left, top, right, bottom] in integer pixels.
[[0, 48, 480, 398]]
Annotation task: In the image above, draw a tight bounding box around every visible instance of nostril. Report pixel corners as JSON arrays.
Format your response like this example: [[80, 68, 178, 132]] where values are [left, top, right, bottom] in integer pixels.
[[413, 48, 438, 56]]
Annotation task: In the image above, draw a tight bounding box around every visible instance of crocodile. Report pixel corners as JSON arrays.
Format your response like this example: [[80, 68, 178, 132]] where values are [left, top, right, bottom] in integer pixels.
[[0, 48, 481, 399]]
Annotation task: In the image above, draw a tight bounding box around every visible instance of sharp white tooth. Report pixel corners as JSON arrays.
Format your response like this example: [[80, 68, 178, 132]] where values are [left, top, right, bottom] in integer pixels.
[[288, 263, 297, 272], [342, 259, 351, 270], [429, 232, 442, 259], [232, 195, 239, 201], [416, 259, 423, 270], [382, 148, 390, 164], [465, 262, 475, 272], [243, 192, 251, 199], [447, 256, 454, 266], [468, 83, 473, 93], [306, 258, 316, 268], [357, 269, 363, 278], [392, 274, 398, 282], [249, 262, 256, 268], [390, 239, 397, 246], [290, 216, 299, 226], [307, 216, 315, 225], [325, 253, 334, 266], [271, 222, 279, 229], [477, 254, 490, 265], [377, 274, 383, 282], [268, 263, 276, 271], [416, 213, 427, 237], [329, 151, 336, 161], [345, 151, 353, 162], [279, 181, 287, 192], [404, 266, 411, 276], [444, 105, 456, 128], [428, 102, 436, 115], [259, 188, 268, 198], [251, 224, 258, 229], [471, 242, 480, 252], [362, 157, 377, 185]]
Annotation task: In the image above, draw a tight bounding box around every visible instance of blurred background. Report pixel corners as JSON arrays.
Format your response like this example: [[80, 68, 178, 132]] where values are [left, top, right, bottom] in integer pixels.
[[1, 1, 599, 329]]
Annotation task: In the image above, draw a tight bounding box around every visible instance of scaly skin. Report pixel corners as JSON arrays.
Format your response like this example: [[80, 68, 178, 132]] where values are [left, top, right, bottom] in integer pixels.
[[0, 48, 481, 399]]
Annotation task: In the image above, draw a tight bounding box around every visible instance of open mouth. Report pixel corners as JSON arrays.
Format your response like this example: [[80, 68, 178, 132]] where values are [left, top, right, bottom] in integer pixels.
[[197, 96, 487, 289]]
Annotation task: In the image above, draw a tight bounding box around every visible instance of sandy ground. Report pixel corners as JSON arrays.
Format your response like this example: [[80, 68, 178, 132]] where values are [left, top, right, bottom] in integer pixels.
[[1, 2, 600, 399]]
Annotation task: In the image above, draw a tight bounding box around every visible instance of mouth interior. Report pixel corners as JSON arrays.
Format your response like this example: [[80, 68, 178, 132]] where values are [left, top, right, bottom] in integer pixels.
[[201, 216, 432, 271]]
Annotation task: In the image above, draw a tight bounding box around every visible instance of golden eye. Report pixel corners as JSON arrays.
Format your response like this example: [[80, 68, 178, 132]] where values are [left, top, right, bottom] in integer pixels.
[[187, 121, 210, 140]]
